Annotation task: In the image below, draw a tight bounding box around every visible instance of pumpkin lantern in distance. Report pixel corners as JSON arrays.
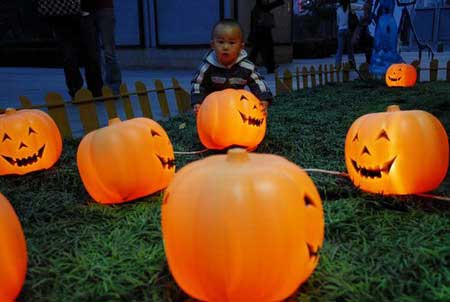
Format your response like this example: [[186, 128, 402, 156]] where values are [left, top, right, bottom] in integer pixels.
[[385, 63, 417, 87], [0, 193, 27, 302], [345, 105, 449, 195], [162, 149, 324, 302], [77, 117, 175, 204], [197, 89, 267, 151], [0, 108, 62, 175]]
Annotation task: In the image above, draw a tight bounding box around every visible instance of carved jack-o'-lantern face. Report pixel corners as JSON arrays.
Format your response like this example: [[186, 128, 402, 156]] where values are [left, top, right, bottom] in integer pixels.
[[162, 149, 324, 301], [0, 108, 62, 175], [197, 89, 267, 150], [385, 64, 417, 87], [345, 105, 449, 195], [77, 117, 175, 204]]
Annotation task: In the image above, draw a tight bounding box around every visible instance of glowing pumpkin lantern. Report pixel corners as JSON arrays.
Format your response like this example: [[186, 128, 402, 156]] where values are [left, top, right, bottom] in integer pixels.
[[0, 108, 62, 175], [345, 105, 449, 195], [162, 149, 324, 302], [385, 63, 417, 87], [77, 117, 175, 204], [0, 193, 27, 302], [197, 89, 267, 150]]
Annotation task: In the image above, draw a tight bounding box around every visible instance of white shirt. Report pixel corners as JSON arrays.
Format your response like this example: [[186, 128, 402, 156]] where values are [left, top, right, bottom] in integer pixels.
[[336, 5, 349, 31]]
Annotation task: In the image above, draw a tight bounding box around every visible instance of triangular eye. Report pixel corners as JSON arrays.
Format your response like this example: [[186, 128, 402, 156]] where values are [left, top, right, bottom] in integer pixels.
[[29, 127, 37, 135], [151, 129, 161, 137], [2, 133, 11, 142], [352, 133, 359, 142], [304, 194, 315, 207], [240, 95, 248, 101], [377, 130, 390, 141]]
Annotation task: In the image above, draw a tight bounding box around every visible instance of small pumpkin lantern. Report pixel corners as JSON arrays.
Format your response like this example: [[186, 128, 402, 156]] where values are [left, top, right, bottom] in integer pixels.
[[385, 63, 417, 87], [162, 149, 324, 302], [0, 108, 62, 175], [77, 117, 175, 204], [197, 89, 267, 151], [0, 193, 27, 302], [345, 105, 449, 195]]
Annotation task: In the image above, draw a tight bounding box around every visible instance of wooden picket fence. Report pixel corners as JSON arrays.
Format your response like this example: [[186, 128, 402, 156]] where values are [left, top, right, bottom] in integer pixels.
[[2, 58, 450, 139], [274, 59, 450, 95], [6, 78, 190, 139]]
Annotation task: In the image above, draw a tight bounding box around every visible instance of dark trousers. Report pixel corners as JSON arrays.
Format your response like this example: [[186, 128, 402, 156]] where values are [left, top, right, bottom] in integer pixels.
[[249, 29, 276, 73], [51, 14, 103, 97]]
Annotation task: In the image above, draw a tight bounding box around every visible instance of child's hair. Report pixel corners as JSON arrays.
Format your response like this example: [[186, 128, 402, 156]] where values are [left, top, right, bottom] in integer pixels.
[[211, 19, 243, 39]]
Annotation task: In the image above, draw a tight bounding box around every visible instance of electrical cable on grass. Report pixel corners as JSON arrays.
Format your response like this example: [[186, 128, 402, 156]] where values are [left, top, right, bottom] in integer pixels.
[[174, 149, 209, 155]]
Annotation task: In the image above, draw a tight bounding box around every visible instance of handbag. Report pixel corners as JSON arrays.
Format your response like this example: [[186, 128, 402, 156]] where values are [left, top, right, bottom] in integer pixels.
[[35, 0, 81, 17]]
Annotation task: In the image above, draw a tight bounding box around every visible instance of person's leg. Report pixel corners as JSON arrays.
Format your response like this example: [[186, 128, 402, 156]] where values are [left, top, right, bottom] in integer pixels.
[[248, 32, 262, 65], [52, 17, 83, 98], [80, 13, 103, 97], [264, 32, 276, 73], [335, 30, 344, 67], [346, 30, 355, 66], [95, 8, 122, 94]]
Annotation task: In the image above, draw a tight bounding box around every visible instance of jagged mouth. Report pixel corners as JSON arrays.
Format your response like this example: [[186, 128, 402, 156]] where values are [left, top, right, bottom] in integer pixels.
[[2, 145, 45, 167], [239, 111, 264, 127], [157, 155, 175, 169], [351, 156, 396, 178], [388, 76, 401, 82], [307, 243, 320, 261]]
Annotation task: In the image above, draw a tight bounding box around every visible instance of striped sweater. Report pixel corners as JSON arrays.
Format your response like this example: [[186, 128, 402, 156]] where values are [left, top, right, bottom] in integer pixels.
[[190, 49, 273, 106]]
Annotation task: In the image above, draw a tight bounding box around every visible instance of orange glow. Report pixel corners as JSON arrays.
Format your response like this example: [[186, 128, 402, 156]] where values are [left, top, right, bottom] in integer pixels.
[[77, 117, 175, 204], [0, 108, 62, 175], [385, 64, 417, 87], [0, 193, 27, 301], [345, 105, 449, 194], [197, 89, 267, 150], [162, 149, 324, 301]]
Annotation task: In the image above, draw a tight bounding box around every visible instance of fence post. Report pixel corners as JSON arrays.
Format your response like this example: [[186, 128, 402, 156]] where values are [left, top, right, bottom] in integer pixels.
[[19, 96, 33, 108], [429, 59, 438, 82], [343, 63, 351, 82], [318, 65, 323, 86], [172, 78, 191, 113], [283, 69, 293, 92], [45, 92, 72, 138], [310, 66, 317, 88], [330, 64, 335, 83], [447, 60, 450, 82], [101, 86, 118, 119], [72, 88, 99, 134], [135, 81, 153, 118], [411, 60, 420, 82], [336, 64, 341, 83], [119, 83, 135, 119], [275, 71, 290, 95], [302, 67, 308, 89], [324, 64, 328, 84], [295, 66, 300, 90], [154, 80, 171, 117]]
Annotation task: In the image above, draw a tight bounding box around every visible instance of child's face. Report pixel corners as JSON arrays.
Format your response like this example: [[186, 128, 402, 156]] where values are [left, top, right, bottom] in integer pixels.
[[211, 24, 244, 67]]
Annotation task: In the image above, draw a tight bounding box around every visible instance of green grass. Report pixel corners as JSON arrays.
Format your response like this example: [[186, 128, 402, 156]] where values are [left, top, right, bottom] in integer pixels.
[[1, 80, 449, 302]]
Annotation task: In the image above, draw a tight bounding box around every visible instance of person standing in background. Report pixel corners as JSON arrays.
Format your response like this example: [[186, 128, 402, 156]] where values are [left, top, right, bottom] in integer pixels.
[[85, 0, 123, 95], [335, 0, 355, 68], [49, 0, 103, 98], [248, 0, 285, 74]]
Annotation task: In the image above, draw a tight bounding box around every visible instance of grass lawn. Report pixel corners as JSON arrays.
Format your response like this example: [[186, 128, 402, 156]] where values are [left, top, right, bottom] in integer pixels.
[[1, 80, 449, 302]]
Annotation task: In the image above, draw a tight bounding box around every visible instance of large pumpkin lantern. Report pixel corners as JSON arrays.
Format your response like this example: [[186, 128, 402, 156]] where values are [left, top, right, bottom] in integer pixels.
[[0, 108, 62, 175], [77, 117, 175, 204], [197, 89, 267, 150], [345, 105, 449, 195], [385, 63, 417, 87], [162, 149, 324, 301], [0, 193, 27, 302]]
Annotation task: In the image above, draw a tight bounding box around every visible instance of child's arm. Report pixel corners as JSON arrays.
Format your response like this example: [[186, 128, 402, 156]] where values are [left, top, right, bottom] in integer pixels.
[[190, 62, 211, 111], [243, 61, 274, 106]]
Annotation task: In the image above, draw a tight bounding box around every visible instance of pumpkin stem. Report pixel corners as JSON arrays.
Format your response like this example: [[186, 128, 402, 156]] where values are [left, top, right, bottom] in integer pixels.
[[387, 105, 400, 112], [108, 117, 122, 126], [5, 108, 17, 115], [227, 148, 250, 163]]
